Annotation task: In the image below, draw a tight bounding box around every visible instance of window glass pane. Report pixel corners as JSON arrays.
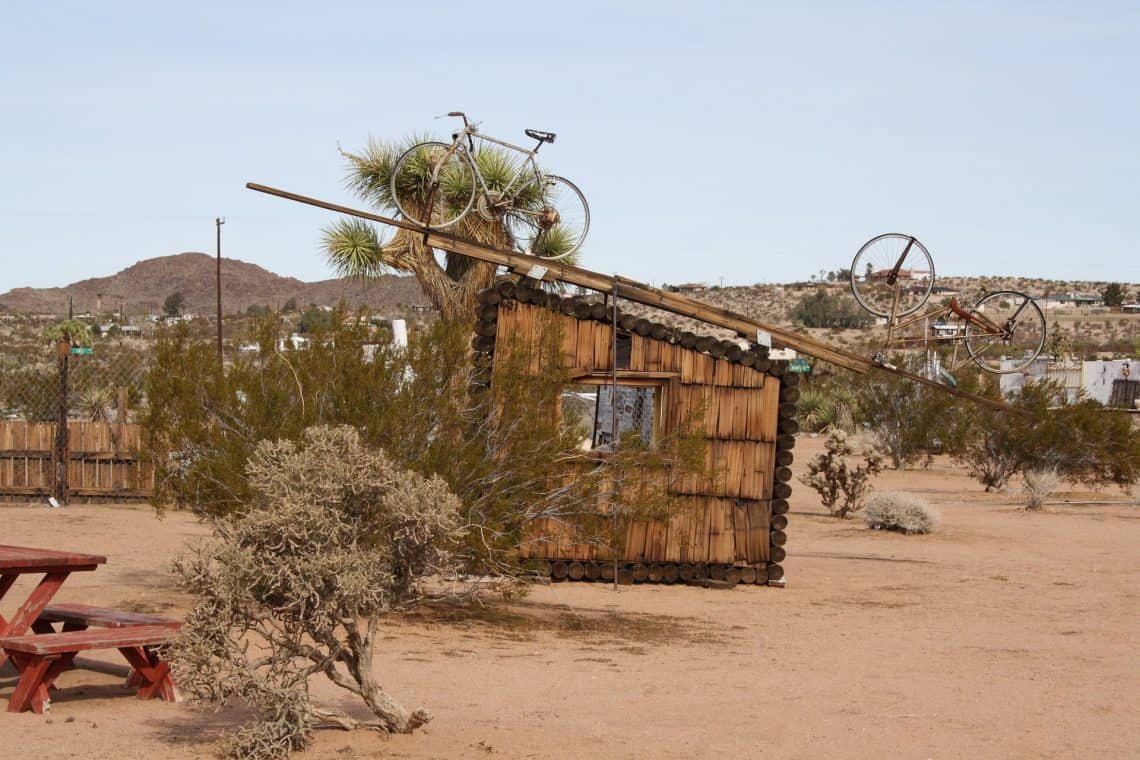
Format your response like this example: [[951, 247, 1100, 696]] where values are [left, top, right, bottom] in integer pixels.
[[594, 385, 655, 448]]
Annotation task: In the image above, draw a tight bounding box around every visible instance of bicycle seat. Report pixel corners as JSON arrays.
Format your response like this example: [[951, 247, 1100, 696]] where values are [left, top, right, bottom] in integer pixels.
[[525, 128, 556, 144]]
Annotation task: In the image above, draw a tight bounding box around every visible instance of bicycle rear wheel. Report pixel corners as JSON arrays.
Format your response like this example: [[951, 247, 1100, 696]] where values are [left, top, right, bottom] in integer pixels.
[[390, 141, 476, 229], [849, 233, 935, 319], [963, 290, 1046, 374], [503, 175, 589, 260]]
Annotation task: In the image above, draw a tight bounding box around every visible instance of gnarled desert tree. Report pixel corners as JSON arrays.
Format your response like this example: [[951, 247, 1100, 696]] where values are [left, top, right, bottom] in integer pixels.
[[322, 137, 579, 321], [168, 425, 461, 759]]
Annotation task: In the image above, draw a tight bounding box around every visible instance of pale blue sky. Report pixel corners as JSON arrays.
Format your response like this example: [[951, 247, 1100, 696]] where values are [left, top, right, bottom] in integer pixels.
[[1, 1, 1136, 290]]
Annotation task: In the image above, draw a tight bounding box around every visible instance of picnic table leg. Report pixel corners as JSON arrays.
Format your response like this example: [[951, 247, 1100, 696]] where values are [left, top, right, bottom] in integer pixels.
[[0, 572, 69, 669], [118, 646, 176, 702], [6, 653, 59, 714], [0, 574, 17, 630]]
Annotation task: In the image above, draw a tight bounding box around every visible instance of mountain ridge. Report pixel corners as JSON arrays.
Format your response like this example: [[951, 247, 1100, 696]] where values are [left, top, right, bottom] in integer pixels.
[[0, 252, 432, 316]]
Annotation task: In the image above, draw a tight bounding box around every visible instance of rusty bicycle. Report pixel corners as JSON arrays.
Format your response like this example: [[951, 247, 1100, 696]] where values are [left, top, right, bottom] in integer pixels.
[[389, 111, 589, 260], [849, 233, 1046, 374]]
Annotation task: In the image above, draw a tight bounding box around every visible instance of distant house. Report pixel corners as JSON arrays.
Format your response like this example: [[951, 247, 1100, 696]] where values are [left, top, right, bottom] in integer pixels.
[[1000, 357, 1136, 407], [1122, 303, 1140, 314], [1053, 292, 1102, 307], [930, 320, 965, 339], [674, 282, 708, 294]]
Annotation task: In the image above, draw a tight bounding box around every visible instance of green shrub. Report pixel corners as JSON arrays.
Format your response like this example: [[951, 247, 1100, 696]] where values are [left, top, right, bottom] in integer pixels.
[[864, 492, 940, 534]]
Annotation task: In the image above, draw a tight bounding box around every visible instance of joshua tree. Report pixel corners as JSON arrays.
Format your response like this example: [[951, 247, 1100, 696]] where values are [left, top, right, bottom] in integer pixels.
[[322, 137, 579, 321]]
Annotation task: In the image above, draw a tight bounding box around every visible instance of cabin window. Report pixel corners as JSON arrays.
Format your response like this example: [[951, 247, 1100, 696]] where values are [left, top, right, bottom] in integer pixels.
[[562, 382, 660, 451], [615, 331, 632, 369]]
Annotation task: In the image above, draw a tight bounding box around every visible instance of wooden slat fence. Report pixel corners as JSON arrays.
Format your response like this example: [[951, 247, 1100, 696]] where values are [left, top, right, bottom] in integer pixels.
[[0, 420, 153, 500]]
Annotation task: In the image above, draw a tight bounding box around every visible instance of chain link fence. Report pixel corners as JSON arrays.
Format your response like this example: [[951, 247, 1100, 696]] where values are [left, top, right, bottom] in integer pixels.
[[0, 325, 151, 423]]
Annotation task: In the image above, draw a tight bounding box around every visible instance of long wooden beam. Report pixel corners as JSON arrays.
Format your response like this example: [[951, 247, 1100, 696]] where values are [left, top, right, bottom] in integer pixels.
[[245, 182, 1011, 411]]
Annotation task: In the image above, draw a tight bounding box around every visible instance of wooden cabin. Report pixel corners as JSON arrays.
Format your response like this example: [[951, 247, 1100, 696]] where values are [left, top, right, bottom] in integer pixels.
[[472, 281, 799, 586]]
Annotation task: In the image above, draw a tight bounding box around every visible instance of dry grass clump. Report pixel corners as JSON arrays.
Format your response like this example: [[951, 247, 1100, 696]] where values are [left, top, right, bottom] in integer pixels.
[[864, 491, 940, 534], [1022, 467, 1061, 510]]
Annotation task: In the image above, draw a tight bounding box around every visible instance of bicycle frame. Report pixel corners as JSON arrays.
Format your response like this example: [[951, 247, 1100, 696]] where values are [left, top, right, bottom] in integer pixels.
[[446, 121, 549, 206], [879, 297, 1022, 371]]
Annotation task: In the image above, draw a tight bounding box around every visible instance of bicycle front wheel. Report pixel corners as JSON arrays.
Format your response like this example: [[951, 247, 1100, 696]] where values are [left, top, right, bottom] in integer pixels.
[[849, 233, 935, 319], [390, 141, 476, 229], [503, 175, 589, 260], [964, 290, 1046, 374]]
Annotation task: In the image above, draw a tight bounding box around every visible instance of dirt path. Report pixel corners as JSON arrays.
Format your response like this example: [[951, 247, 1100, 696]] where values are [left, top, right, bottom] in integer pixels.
[[2, 440, 1137, 759]]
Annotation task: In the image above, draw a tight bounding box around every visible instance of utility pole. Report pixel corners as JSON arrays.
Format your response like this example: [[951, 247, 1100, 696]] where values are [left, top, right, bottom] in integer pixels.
[[216, 217, 225, 357]]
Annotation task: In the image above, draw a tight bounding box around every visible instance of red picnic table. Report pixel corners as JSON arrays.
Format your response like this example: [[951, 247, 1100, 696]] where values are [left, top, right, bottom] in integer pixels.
[[0, 544, 107, 669]]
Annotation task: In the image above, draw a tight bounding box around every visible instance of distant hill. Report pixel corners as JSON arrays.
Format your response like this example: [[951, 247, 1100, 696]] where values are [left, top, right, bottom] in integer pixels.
[[0, 252, 431, 317]]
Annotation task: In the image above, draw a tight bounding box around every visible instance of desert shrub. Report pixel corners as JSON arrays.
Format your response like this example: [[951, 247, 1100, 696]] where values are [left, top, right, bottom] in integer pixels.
[[956, 380, 1140, 492], [144, 308, 707, 578], [169, 425, 460, 759], [854, 361, 962, 470], [1022, 467, 1061, 510], [789, 287, 873, 329], [864, 491, 940, 534], [801, 429, 884, 517]]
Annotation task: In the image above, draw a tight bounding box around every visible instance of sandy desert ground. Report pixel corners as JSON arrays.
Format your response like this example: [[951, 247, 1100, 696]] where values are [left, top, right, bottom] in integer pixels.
[[1, 436, 1137, 760]]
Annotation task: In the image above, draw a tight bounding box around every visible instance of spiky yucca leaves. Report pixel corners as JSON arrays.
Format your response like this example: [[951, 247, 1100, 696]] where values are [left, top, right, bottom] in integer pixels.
[[324, 136, 577, 321]]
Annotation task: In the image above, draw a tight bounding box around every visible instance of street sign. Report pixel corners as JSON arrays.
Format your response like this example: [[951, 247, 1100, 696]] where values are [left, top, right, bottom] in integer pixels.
[[788, 357, 812, 374], [69, 346, 93, 356]]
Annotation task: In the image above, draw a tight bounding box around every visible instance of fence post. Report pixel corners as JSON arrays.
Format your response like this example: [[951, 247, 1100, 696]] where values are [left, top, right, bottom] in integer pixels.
[[52, 338, 70, 504]]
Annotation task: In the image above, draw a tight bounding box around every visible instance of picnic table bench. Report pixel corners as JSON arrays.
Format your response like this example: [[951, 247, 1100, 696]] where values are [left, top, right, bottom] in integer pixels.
[[0, 624, 180, 713], [33, 603, 182, 632]]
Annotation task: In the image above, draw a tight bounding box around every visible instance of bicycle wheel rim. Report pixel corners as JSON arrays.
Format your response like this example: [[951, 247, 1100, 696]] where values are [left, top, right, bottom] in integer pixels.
[[504, 175, 589, 260], [964, 290, 1046, 374], [390, 141, 476, 229], [849, 233, 935, 319]]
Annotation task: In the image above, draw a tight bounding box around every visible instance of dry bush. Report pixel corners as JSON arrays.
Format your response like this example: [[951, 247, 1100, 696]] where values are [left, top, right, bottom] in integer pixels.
[[864, 492, 940, 534], [169, 425, 461, 759], [801, 429, 884, 517], [1022, 467, 1061, 510]]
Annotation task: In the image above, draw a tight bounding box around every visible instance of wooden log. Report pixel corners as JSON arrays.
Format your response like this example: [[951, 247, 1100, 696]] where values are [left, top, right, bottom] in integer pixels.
[[783, 372, 801, 387], [775, 450, 794, 467], [770, 546, 786, 563], [724, 566, 742, 586], [649, 323, 668, 340], [679, 331, 698, 349], [476, 303, 499, 321], [662, 564, 679, 584], [474, 320, 498, 337], [600, 563, 616, 581], [754, 358, 772, 373], [633, 318, 652, 337], [631, 564, 649, 583], [767, 563, 785, 581], [772, 482, 792, 500], [589, 302, 610, 321], [585, 562, 602, 581], [778, 402, 798, 419], [774, 466, 793, 483], [771, 498, 789, 515], [647, 564, 665, 583], [693, 564, 710, 580], [678, 563, 695, 581], [568, 561, 585, 581], [738, 351, 756, 368], [616, 567, 635, 585], [573, 300, 594, 319], [618, 313, 639, 331], [740, 566, 758, 584], [496, 280, 517, 298], [725, 343, 744, 362], [709, 564, 727, 581], [771, 514, 788, 531], [694, 336, 716, 353], [557, 296, 577, 316], [472, 335, 496, 353], [778, 418, 800, 435], [770, 529, 787, 547], [775, 434, 796, 451], [551, 561, 569, 581], [476, 288, 501, 306], [780, 386, 801, 403], [708, 341, 727, 359]]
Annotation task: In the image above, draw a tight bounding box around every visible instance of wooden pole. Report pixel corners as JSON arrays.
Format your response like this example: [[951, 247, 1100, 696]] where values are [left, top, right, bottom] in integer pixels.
[[244, 182, 1013, 413], [52, 339, 69, 505]]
